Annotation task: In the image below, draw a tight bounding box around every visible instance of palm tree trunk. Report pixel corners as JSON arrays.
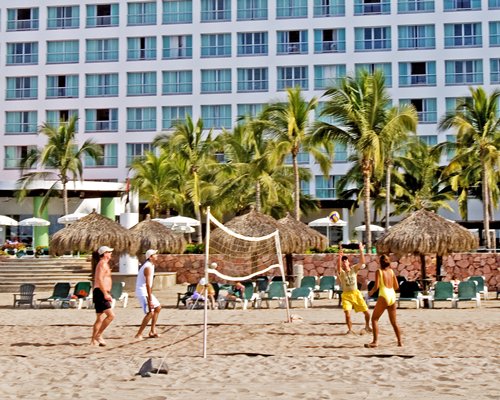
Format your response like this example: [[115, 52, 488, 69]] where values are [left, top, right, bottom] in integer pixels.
[[193, 172, 203, 243], [363, 167, 372, 250], [62, 181, 69, 216], [255, 181, 261, 212], [385, 163, 392, 229], [293, 154, 300, 221], [482, 167, 491, 249]]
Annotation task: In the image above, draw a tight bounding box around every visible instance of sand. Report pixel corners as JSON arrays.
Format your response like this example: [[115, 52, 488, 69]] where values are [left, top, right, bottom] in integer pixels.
[[0, 286, 498, 400]]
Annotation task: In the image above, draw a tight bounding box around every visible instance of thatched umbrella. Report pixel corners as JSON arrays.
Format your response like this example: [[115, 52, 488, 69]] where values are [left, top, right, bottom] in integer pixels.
[[278, 213, 328, 252], [375, 209, 478, 290], [130, 215, 186, 255]]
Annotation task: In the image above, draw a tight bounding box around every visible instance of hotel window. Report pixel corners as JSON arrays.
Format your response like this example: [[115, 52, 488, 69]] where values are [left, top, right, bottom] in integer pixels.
[[237, 103, 265, 117], [277, 30, 308, 54], [276, 0, 308, 18], [445, 135, 456, 161], [419, 135, 437, 146], [6, 77, 38, 100], [399, 61, 436, 86], [237, 68, 268, 92], [128, 2, 157, 25], [355, 27, 391, 51], [333, 142, 348, 162], [47, 6, 79, 29], [201, 0, 231, 21], [6, 42, 38, 65], [127, 72, 157, 96], [490, 22, 500, 46], [5, 111, 38, 135], [237, 32, 268, 56], [86, 39, 119, 62], [126, 107, 157, 131], [47, 40, 79, 64], [86, 73, 119, 97], [162, 106, 192, 129], [7, 8, 39, 31], [284, 147, 310, 164], [201, 34, 231, 57], [490, 0, 500, 9], [162, 71, 193, 94], [313, 0, 345, 17], [355, 63, 392, 87], [315, 175, 339, 199], [163, 0, 193, 23], [237, 0, 268, 20], [46, 75, 79, 98], [127, 37, 157, 61], [314, 29, 346, 53], [277, 66, 308, 90], [490, 59, 500, 83], [444, 0, 480, 11], [444, 23, 482, 48], [445, 97, 472, 113], [201, 69, 232, 93], [86, 4, 119, 27], [398, 25, 435, 50], [397, 0, 435, 13], [316, 102, 335, 124], [445, 60, 483, 85], [354, 0, 390, 15], [300, 180, 310, 196], [85, 109, 119, 132], [46, 110, 78, 126], [201, 105, 232, 129], [5, 146, 35, 169], [163, 35, 192, 59], [127, 143, 154, 166], [85, 144, 118, 167], [399, 98, 437, 123], [314, 65, 346, 90]]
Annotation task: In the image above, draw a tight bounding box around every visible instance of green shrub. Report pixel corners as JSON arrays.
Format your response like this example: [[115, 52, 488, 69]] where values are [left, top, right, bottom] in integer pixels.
[[184, 243, 204, 254]]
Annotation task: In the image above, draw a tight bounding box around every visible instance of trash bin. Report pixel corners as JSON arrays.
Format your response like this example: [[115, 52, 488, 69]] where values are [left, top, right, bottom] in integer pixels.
[[293, 264, 304, 288]]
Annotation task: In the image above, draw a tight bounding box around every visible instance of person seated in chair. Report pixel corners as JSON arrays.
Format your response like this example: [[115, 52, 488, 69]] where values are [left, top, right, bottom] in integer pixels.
[[192, 278, 216, 309], [224, 282, 245, 304]]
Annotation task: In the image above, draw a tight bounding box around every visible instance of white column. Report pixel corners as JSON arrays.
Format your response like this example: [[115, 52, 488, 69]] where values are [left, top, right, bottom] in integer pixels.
[[119, 212, 139, 274], [342, 208, 350, 243]]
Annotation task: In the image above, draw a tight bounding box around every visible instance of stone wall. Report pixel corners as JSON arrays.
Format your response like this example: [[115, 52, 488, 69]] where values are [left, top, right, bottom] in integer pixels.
[[154, 252, 499, 290]]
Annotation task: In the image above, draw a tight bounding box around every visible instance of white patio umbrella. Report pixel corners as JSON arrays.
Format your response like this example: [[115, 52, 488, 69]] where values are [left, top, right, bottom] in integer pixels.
[[57, 212, 88, 224], [19, 217, 51, 249], [0, 215, 18, 226], [354, 224, 386, 232], [154, 215, 201, 227]]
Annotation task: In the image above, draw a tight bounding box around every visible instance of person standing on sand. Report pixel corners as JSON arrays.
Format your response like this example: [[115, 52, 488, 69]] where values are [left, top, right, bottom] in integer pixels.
[[91, 246, 115, 346], [337, 243, 371, 335], [135, 249, 162, 339], [365, 254, 402, 348]]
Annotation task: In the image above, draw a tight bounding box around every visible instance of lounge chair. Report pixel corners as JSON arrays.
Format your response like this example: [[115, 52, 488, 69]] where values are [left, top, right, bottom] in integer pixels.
[[289, 287, 313, 308], [454, 281, 481, 308], [110, 281, 128, 308], [37, 282, 71, 308], [431, 281, 455, 308], [62, 281, 92, 309], [397, 281, 421, 309], [176, 283, 197, 308], [299, 276, 317, 290], [13, 283, 36, 308], [468, 276, 488, 300], [314, 275, 336, 299], [262, 281, 287, 308]]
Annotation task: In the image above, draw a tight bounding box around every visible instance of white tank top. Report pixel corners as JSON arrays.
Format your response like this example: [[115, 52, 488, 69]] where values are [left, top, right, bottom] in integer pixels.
[[135, 260, 154, 297]]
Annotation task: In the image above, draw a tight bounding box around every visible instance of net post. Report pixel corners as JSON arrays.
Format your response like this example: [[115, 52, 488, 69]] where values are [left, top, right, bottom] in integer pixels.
[[202, 207, 211, 359], [275, 232, 291, 323]]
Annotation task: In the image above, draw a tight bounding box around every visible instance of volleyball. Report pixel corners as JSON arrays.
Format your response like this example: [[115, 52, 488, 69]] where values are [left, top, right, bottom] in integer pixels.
[[329, 211, 340, 223]]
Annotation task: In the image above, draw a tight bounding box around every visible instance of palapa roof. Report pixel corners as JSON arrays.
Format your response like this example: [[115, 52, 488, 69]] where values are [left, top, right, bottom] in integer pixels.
[[278, 213, 328, 252], [130, 215, 186, 255], [50, 211, 139, 255], [375, 209, 478, 256]]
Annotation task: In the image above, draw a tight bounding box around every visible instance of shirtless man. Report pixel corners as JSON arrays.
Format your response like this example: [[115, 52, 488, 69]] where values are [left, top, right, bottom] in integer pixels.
[[91, 246, 115, 346]]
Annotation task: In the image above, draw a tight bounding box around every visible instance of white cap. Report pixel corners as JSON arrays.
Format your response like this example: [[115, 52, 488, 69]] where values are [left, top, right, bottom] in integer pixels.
[[145, 249, 158, 259], [98, 246, 113, 255], [199, 277, 207, 285]]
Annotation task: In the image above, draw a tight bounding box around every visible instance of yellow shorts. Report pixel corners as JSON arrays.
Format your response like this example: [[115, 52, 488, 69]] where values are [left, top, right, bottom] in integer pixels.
[[341, 290, 368, 313]]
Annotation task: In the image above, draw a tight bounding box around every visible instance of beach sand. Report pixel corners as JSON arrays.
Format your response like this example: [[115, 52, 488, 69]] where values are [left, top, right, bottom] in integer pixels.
[[0, 286, 498, 400]]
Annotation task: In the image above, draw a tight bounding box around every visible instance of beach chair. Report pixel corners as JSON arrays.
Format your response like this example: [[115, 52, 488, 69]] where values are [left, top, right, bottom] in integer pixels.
[[13, 283, 36, 308], [397, 281, 421, 309], [262, 281, 287, 308], [255, 276, 269, 293], [454, 281, 481, 308], [314, 275, 336, 299], [63, 281, 92, 309], [299, 276, 317, 290], [289, 287, 313, 308], [431, 281, 455, 308], [468, 276, 488, 300], [176, 283, 197, 308], [37, 282, 71, 308], [110, 281, 128, 308]]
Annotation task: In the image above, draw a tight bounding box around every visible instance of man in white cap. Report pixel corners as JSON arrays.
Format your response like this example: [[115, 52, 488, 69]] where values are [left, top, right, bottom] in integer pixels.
[[135, 249, 162, 339], [91, 246, 115, 346]]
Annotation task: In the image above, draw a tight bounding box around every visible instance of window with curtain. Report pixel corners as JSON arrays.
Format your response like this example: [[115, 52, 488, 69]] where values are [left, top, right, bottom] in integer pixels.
[[315, 175, 339, 198], [7, 42, 38, 65], [443, 0, 480, 11], [86, 4, 119, 27], [162, 106, 192, 129], [5, 111, 38, 134], [5, 146, 34, 169], [276, 0, 308, 18], [126, 143, 154, 166], [398, 25, 435, 49], [162, 0, 192, 23], [237, 68, 268, 92], [85, 144, 118, 167], [490, 58, 500, 83], [127, 37, 157, 60], [314, 65, 346, 90], [201, 69, 232, 93], [355, 63, 392, 86], [127, 2, 157, 25], [201, 105, 232, 128], [237, 103, 265, 117], [355, 27, 391, 51], [445, 60, 483, 85], [201, 34, 231, 57], [314, 29, 346, 53], [46, 110, 79, 126], [399, 98, 437, 123], [86, 39, 119, 62], [397, 0, 435, 13], [489, 22, 500, 46], [7, 7, 39, 31], [162, 35, 193, 58], [237, 0, 268, 20], [313, 0, 346, 17], [398, 61, 436, 86], [46, 75, 79, 98], [419, 135, 438, 146], [47, 6, 79, 29], [127, 72, 157, 95], [277, 30, 308, 54], [354, 0, 390, 15], [47, 40, 79, 63], [444, 23, 482, 48], [490, 0, 500, 9], [126, 107, 157, 131], [6, 77, 38, 100], [85, 73, 119, 97], [201, 0, 231, 21], [162, 71, 193, 94], [85, 109, 118, 132], [237, 32, 268, 55], [277, 66, 308, 90]]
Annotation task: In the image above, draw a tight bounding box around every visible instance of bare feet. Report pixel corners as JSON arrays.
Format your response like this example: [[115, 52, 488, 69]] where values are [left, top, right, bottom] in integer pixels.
[[364, 342, 378, 348], [134, 334, 144, 341], [148, 332, 160, 338], [345, 330, 356, 335], [90, 339, 100, 346], [397, 341, 403, 347], [96, 336, 106, 346]]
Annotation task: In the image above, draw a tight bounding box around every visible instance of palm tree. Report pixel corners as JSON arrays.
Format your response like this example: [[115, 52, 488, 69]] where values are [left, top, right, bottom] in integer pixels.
[[314, 70, 417, 249], [264, 87, 332, 220], [17, 116, 102, 216], [438, 87, 500, 249]]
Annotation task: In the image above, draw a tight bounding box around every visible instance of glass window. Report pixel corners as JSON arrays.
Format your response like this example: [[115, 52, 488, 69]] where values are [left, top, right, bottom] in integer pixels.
[[47, 6, 79, 29], [397, 0, 434, 13], [444, 23, 482, 48], [126, 107, 157, 131], [355, 63, 392, 87], [86, 4, 119, 27], [313, 0, 345, 17], [46, 75, 79, 98], [237, 103, 265, 117], [354, 0, 390, 15], [314, 65, 346, 90], [6, 77, 38, 100], [398, 25, 435, 49], [201, 0, 231, 21], [4, 146, 35, 169], [127, 37, 157, 60], [86, 73, 119, 97], [314, 29, 346, 53], [126, 143, 154, 166], [277, 30, 308, 54], [127, 2, 157, 25], [46, 110, 79, 126], [445, 60, 483, 85], [201, 69, 232, 93], [443, 0, 481, 11], [84, 109, 119, 132], [398, 61, 437, 86], [5, 111, 38, 134], [47, 40, 79, 63], [445, 134, 456, 161], [333, 142, 348, 162], [127, 72, 157, 96], [162, 71, 193, 94], [6, 42, 38, 65], [237, 0, 268, 20], [237, 68, 268, 92], [355, 27, 391, 51], [315, 175, 339, 198], [399, 98, 437, 123], [489, 22, 500, 46], [201, 34, 231, 57], [419, 135, 437, 146], [86, 39, 119, 62], [276, 0, 308, 18], [162, 35, 193, 59], [490, 0, 500, 9], [201, 105, 232, 129], [277, 66, 308, 90], [490, 58, 500, 83], [162, 0, 192, 23], [7, 8, 39, 31], [162, 106, 192, 129], [237, 32, 268, 56], [85, 144, 118, 167]]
